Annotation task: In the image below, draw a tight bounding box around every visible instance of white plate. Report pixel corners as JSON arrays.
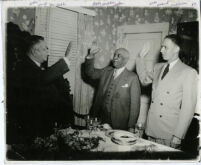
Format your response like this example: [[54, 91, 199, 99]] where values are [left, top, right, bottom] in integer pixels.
[[113, 130, 136, 139], [105, 129, 122, 137], [111, 136, 137, 145], [112, 130, 138, 145]]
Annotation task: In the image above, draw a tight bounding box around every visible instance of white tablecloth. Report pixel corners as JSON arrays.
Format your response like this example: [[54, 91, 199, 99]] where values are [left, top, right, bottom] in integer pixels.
[[60, 128, 181, 153], [90, 130, 180, 152]]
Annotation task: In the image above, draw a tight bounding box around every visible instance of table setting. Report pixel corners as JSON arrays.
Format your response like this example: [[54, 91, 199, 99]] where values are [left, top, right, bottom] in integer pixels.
[[55, 123, 180, 153], [7, 116, 191, 160]]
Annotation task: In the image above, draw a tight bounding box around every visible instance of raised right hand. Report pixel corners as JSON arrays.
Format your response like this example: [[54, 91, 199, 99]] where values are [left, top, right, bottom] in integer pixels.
[[65, 41, 72, 57], [138, 41, 151, 58], [87, 43, 101, 59], [90, 45, 101, 56]]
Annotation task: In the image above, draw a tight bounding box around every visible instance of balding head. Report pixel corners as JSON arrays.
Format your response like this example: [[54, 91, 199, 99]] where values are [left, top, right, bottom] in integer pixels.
[[26, 35, 49, 64], [112, 48, 130, 68]]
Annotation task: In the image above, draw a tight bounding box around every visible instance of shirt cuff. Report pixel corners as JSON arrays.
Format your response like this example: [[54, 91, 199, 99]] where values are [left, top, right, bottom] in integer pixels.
[[63, 57, 70, 67], [86, 55, 95, 60]]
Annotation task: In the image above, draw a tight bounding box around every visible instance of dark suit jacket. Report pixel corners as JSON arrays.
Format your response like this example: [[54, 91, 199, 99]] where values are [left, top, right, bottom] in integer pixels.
[[84, 58, 141, 130], [7, 57, 74, 139]]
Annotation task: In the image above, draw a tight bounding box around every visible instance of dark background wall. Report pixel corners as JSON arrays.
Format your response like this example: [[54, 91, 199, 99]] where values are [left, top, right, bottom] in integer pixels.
[[7, 8, 35, 34]]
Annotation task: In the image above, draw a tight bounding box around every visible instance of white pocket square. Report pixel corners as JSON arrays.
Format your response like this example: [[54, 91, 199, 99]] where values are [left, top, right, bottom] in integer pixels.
[[121, 84, 129, 88]]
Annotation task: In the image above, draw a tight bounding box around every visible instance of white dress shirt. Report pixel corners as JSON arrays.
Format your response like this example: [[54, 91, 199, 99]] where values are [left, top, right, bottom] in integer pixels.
[[160, 58, 179, 79], [30, 58, 41, 67], [113, 67, 125, 79], [168, 58, 179, 70]]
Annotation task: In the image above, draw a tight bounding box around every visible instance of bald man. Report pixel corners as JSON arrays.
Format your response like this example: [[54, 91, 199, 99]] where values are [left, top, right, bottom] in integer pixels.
[[84, 48, 141, 132]]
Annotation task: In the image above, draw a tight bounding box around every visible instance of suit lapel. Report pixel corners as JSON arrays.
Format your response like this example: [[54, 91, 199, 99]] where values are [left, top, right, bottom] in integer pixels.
[[153, 63, 165, 90], [26, 57, 42, 71], [102, 69, 115, 95], [154, 59, 183, 98], [114, 68, 129, 94]]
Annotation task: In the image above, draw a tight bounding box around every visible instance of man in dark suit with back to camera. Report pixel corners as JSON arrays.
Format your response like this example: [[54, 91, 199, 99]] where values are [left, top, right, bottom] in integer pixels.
[[9, 35, 74, 140], [84, 45, 141, 133]]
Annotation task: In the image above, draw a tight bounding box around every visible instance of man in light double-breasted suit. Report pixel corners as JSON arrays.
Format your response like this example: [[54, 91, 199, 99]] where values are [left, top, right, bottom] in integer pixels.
[[136, 34, 198, 149], [84, 47, 141, 132]]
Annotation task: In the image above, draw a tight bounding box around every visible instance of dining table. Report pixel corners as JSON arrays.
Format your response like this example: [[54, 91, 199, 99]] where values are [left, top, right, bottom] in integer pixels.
[[7, 127, 196, 160], [59, 127, 179, 152]]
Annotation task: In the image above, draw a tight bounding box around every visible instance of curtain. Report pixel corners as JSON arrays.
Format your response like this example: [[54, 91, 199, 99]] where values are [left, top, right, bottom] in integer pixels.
[[35, 8, 95, 127], [74, 13, 94, 127]]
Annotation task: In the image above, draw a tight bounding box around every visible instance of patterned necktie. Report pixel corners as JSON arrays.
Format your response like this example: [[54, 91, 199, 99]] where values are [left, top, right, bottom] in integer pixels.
[[161, 64, 169, 80]]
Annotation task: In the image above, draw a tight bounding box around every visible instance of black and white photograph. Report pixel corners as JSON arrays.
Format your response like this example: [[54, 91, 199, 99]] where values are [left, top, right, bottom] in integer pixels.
[[1, 0, 200, 163]]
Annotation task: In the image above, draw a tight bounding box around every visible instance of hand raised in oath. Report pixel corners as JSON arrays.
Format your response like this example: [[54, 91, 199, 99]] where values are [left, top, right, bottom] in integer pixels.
[[65, 41, 73, 57], [87, 41, 101, 59], [138, 41, 151, 58]]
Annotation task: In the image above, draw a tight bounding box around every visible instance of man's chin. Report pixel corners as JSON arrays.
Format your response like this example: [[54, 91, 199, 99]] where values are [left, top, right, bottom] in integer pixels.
[[112, 63, 118, 68], [113, 65, 122, 69], [162, 55, 167, 60]]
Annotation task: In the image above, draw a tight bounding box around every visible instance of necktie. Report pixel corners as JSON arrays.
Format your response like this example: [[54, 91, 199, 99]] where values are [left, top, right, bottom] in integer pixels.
[[113, 69, 117, 79], [161, 64, 169, 80]]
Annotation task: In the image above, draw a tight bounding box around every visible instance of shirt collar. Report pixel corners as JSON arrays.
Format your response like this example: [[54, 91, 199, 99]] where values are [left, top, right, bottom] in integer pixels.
[[29, 56, 41, 68], [168, 58, 179, 70], [114, 66, 126, 78], [115, 66, 125, 73]]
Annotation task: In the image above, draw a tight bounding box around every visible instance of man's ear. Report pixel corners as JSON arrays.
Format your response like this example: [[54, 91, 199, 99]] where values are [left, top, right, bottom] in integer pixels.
[[174, 45, 180, 54], [29, 48, 35, 56], [31, 47, 38, 57]]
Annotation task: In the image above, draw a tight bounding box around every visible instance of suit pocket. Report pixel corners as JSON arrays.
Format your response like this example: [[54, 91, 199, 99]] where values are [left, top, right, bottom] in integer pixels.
[[160, 112, 178, 133]]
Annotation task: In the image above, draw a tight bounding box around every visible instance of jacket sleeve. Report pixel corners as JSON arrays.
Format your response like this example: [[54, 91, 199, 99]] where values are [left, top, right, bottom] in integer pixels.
[[84, 58, 106, 80], [20, 59, 69, 87], [40, 59, 69, 85], [136, 95, 150, 126], [128, 74, 141, 128], [173, 69, 198, 139]]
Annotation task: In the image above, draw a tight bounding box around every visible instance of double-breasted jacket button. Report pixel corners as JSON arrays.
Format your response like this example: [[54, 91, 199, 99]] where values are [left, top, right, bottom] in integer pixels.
[[166, 91, 170, 94], [159, 115, 162, 118], [151, 100, 154, 103], [160, 103, 163, 106]]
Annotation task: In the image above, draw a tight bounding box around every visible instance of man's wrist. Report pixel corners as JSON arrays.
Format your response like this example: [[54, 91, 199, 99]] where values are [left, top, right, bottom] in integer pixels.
[[63, 57, 70, 66], [86, 54, 95, 59], [135, 123, 145, 130]]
